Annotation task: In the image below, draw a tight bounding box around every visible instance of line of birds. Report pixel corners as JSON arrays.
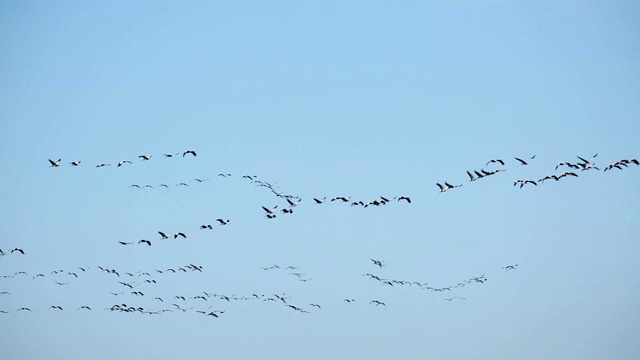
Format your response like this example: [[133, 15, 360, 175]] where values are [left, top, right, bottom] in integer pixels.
[[47, 151, 198, 168]]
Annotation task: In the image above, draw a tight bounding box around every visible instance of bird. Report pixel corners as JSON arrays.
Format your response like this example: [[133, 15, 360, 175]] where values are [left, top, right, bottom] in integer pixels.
[[48, 159, 62, 167], [437, 182, 462, 193], [514, 179, 537, 188], [11, 248, 25, 255], [344, 299, 355, 303], [77, 306, 92, 311], [96, 163, 111, 167], [286, 199, 300, 207], [502, 264, 518, 271], [158, 184, 169, 188], [119, 241, 133, 245], [176, 182, 189, 187], [486, 159, 505, 166], [138, 155, 152, 161], [467, 170, 478, 182], [331, 196, 350, 202], [559, 171, 578, 179], [129, 184, 141, 188], [216, 219, 230, 225], [138, 239, 151, 246], [200, 224, 213, 229], [174, 232, 187, 239], [577, 153, 598, 165], [164, 153, 180, 158], [555, 162, 579, 171], [49, 306, 63, 310], [281, 208, 294, 214], [310, 304, 321, 309], [262, 205, 278, 215], [194, 178, 209, 182], [370, 300, 386, 306], [117, 160, 133, 167], [54, 282, 69, 285], [514, 155, 536, 165], [313, 197, 327, 204], [370, 259, 385, 267], [183, 150, 197, 157], [158, 231, 169, 239], [17, 307, 32, 311], [69, 161, 81, 166]]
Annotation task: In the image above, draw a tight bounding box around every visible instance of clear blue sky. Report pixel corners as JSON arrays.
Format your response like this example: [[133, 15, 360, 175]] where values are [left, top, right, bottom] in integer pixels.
[[1, 1, 639, 359]]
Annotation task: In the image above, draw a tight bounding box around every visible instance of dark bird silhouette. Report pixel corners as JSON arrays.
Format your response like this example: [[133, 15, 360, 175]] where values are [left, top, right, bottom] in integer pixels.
[[183, 150, 197, 157], [371, 259, 385, 267], [138, 155, 152, 161], [138, 239, 151, 246], [398, 196, 411, 203], [502, 264, 518, 271], [48, 159, 61, 167], [313, 197, 327, 204], [69, 161, 81, 166], [200, 224, 213, 229], [437, 182, 462, 193], [117, 160, 133, 167], [174, 232, 187, 239], [119, 241, 133, 245], [514, 155, 536, 165], [158, 231, 169, 239], [486, 159, 505, 166], [216, 219, 230, 225], [11, 248, 25, 255]]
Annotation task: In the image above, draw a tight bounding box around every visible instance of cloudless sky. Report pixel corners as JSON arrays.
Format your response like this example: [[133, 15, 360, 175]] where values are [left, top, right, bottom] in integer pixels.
[[1, 1, 639, 359]]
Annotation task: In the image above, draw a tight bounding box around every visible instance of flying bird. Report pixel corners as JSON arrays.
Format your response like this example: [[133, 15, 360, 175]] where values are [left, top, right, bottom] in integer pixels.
[[514, 155, 536, 165], [11, 248, 25, 255], [437, 182, 462, 193], [48, 159, 62, 167], [138, 155, 152, 161], [158, 231, 169, 239], [117, 160, 133, 167], [486, 159, 505, 166], [69, 161, 81, 166], [183, 150, 197, 157], [216, 219, 230, 225], [174, 232, 187, 239], [138, 239, 151, 246], [313, 197, 327, 204], [370, 259, 385, 267]]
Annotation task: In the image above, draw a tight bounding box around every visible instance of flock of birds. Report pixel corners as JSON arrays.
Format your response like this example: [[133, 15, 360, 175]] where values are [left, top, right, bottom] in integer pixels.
[[1, 150, 637, 319], [0, 258, 519, 315]]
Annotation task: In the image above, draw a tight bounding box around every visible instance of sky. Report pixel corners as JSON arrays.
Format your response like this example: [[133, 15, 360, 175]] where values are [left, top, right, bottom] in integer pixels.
[[1, 1, 639, 359]]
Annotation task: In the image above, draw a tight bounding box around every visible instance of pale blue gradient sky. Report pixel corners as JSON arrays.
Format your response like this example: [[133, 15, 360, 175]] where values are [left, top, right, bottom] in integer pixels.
[[1, 1, 639, 359]]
